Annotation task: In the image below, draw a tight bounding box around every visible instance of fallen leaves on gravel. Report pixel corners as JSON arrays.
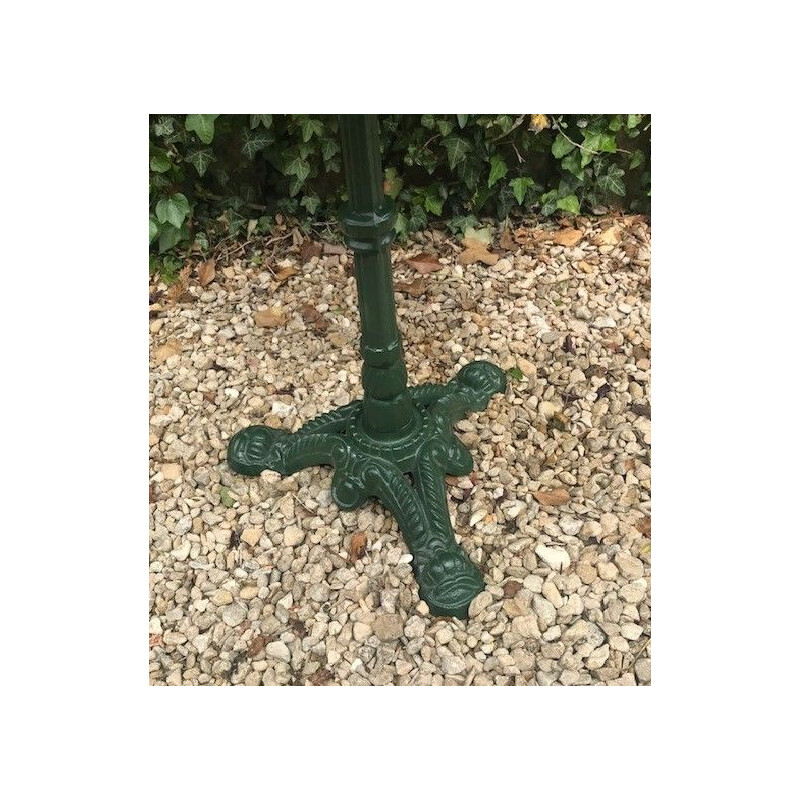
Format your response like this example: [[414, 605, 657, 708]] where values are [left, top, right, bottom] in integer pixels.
[[254, 307, 286, 328], [300, 240, 322, 261], [274, 265, 299, 284], [593, 225, 622, 246], [248, 634, 266, 658], [533, 488, 571, 506], [153, 340, 181, 365], [636, 516, 652, 537], [499, 227, 515, 251], [457, 238, 499, 266], [549, 228, 583, 247], [197, 259, 216, 287], [300, 304, 330, 332], [349, 532, 367, 563], [396, 277, 426, 297], [307, 667, 335, 686], [407, 253, 443, 274], [503, 580, 522, 598]]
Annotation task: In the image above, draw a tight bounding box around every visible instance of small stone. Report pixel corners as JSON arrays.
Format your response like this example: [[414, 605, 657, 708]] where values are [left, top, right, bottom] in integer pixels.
[[597, 560, 619, 580], [586, 644, 610, 669], [635, 658, 651, 683], [265, 641, 291, 662], [592, 316, 617, 329], [283, 526, 305, 547], [149, 617, 162, 635], [535, 544, 571, 571], [582, 520, 602, 540], [532, 595, 557, 628], [563, 619, 605, 649], [511, 615, 541, 639], [558, 516, 583, 537], [240, 585, 258, 600], [542, 581, 563, 608], [211, 589, 233, 606], [615, 552, 645, 580], [517, 357, 537, 378], [404, 616, 425, 639], [559, 669, 581, 686], [222, 604, 246, 627], [353, 622, 372, 642], [373, 613, 403, 641], [441, 655, 466, 675], [241, 528, 261, 547], [619, 580, 648, 604], [161, 463, 181, 480], [540, 331, 561, 343], [172, 540, 191, 561], [162, 630, 186, 646], [542, 625, 562, 642], [620, 622, 644, 641], [576, 562, 598, 584], [469, 591, 493, 617], [435, 627, 454, 645], [600, 513, 619, 537], [609, 635, 630, 652]]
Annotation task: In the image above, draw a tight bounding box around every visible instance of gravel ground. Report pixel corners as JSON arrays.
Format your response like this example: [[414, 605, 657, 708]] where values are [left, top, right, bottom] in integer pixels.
[[149, 213, 651, 686]]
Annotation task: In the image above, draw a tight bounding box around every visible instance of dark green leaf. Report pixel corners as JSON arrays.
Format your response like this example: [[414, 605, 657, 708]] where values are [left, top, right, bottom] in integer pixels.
[[552, 134, 576, 159], [149, 218, 158, 245], [185, 148, 213, 177], [153, 117, 174, 137], [300, 195, 321, 215], [241, 132, 272, 159], [158, 224, 183, 253], [488, 154, 508, 188], [507, 367, 524, 381], [556, 194, 580, 214], [457, 114, 469, 128], [155, 193, 190, 228], [185, 114, 219, 144], [436, 119, 453, 137], [149, 150, 171, 174], [597, 165, 626, 196], [250, 114, 273, 129], [509, 177, 534, 206], [443, 136, 470, 171], [421, 114, 435, 129], [424, 193, 443, 215], [629, 149, 645, 169], [627, 114, 642, 129], [301, 118, 324, 142]]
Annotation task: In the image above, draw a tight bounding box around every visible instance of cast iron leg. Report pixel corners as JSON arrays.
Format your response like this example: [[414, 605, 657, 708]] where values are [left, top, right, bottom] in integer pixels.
[[227, 115, 506, 618]]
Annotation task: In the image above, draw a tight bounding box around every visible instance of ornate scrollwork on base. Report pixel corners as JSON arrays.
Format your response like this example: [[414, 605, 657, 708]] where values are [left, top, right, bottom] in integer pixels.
[[227, 360, 506, 618]]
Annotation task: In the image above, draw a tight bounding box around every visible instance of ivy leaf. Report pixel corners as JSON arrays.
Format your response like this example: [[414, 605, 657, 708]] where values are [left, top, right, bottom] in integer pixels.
[[158, 224, 183, 254], [597, 165, 626, 196], [320, 138, 339, 161], [457, 114, 469, 129], [300, 195, 321, 215], [597, 132, 617, 153], [561, 150, 583, 177], [284, 155, 311, 183], [552, 134, 576, 159], [185, 148, 213, 177], [241, 132, 272, 159], [507, 367, 524, 381], [155, 193, 191, 229], [301, 118, 324, 142], [424, 193, 443, 215], [149, 150, 171, 173], [250, 114, 273, 129], [383, 167, 403, 199], [149, 218, 158, 245], [421, 114, 435, 129], [509, 177, 534, 206], [488, 154, 508, 188], [436, 119, 453, 137], [540, 189, 559, 216], [629, 150, 645, 170], [556, 194, 580, 214], [185, 114, 219, 145], [443, 136, 470, 171], [153, 117, 174, 137], [627, 114, 642, 129]]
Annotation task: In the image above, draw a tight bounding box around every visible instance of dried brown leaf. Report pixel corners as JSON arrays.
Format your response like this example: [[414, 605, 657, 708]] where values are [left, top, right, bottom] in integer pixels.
[[529, 114, 549, 132], [503, 580, 522, 598], [300, 240, 323, 261], [532, 488, 571, 506], [248, 634, 266, 658], [307, 667, 334, 686], [636, 516, 652, 537], [153, 340, 181, 365], [594, 226, 622, 246], [254, 307, 286, 328], [499, 227, 515, 251], [348, 532, 367, 563], [197, 259, 216, 287], [274, 265, 300, 285], [300, 303, 330, 333], [396, 278, 426, 297], [407, 253, 443, 275], [149, 634, 162, 648], [457, 238, 499, 266], [323, 242, 346, 255], [549, 228, 583, 247]]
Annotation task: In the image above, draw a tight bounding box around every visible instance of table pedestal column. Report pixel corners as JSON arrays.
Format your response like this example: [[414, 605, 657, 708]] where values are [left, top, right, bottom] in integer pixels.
[[227, 114, 506, 618]]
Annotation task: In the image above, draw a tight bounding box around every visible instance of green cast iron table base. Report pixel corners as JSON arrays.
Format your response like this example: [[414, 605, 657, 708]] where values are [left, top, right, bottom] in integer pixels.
[[228, 360, 506, 618]]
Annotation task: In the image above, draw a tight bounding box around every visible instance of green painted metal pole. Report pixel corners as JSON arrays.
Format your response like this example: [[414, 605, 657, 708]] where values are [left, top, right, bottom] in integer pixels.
[[339, 115, 417, 438]]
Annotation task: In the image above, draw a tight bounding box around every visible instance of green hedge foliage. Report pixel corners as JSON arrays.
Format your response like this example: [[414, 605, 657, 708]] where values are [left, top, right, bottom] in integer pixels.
[[149, 114, 650, 254]]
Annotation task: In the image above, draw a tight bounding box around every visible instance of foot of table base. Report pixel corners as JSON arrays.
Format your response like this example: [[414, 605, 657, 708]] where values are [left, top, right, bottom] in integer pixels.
[[227, 360, 506, 618]]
